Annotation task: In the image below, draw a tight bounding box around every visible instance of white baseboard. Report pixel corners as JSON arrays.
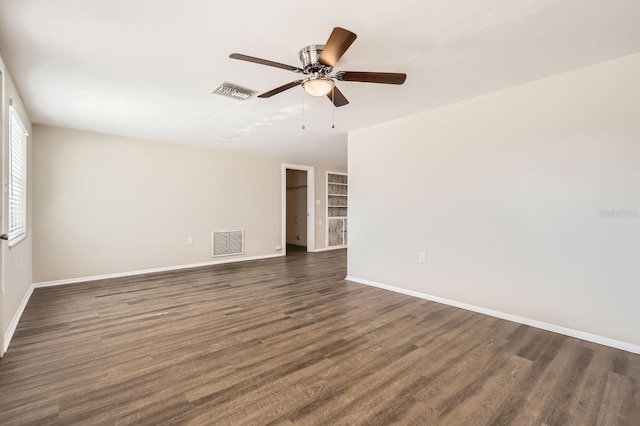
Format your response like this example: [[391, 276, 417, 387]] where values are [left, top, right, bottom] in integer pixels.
[[3, 285, 34, 354], [345, 276, 640, 355], [314, 246, 347, 252], [33, 253, 284, 288]]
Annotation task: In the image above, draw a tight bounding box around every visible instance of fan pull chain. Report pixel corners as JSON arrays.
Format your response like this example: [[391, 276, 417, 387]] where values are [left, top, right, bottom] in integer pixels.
[[301, 93, 306, 130], [331, 86, 335, 129]]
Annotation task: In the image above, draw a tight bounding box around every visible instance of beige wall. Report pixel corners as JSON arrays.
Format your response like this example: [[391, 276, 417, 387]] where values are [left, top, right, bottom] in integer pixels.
[[348, 53, 640, 347], [1, 56, 33, 349], [33, 127, 346, 283], [33, 126, 286, 282]]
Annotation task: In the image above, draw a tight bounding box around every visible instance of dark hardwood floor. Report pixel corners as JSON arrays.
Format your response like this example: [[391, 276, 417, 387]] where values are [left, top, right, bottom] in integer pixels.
[[1, 249, 638, 425]]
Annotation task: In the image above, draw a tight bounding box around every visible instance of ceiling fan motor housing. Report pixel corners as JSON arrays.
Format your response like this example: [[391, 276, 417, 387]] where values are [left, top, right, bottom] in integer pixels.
[[299, 45, 332, 75]]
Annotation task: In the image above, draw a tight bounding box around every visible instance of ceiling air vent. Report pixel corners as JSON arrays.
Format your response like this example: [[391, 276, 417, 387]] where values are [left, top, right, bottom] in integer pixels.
[[210, 81, 255, 100]]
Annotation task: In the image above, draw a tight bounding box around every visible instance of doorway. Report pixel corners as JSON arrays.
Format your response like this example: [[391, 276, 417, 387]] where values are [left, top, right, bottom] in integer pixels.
[[281, 164, 315, 255], [286, 169, 308, 251]]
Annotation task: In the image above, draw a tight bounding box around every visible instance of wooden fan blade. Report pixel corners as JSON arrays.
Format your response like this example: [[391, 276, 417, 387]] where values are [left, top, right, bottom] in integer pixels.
[[318, 27, 357, 67], [229, 53, 301, 72], [258, 80, 303, 98], [326, 86, 349, 107], [338, 71, 407, 85]]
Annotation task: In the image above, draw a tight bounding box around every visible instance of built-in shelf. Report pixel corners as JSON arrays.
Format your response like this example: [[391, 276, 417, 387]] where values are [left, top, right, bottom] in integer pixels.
[[327, 172, 347, 248]]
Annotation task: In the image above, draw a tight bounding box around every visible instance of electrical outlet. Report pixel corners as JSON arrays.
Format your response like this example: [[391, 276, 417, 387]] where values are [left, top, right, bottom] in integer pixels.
[[187, 237, 193, 245], [275, 246, 283, 252], [418, 251, 426, 263]]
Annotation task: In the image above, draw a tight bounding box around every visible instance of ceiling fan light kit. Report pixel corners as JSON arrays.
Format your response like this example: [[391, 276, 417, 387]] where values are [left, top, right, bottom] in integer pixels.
[[229, 27, 407, 107], [302, 77, 334, 96]]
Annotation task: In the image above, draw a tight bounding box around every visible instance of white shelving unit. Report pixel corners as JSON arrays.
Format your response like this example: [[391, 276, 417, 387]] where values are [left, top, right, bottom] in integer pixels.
[[327, 172, 347, 248]]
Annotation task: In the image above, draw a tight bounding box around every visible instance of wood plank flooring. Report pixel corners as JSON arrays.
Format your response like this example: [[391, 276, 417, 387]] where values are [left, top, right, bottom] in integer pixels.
[[0, 249, 638, 425]]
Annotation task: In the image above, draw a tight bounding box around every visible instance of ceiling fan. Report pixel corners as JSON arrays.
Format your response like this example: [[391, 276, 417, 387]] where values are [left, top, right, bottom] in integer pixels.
[[229, 27, 407, 107]]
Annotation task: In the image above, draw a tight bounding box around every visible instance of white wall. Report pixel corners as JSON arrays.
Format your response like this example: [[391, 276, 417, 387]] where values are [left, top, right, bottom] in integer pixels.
[[1, 56, 33, 352], [33, 125, 285, 282], [348, 53, 640, 348]]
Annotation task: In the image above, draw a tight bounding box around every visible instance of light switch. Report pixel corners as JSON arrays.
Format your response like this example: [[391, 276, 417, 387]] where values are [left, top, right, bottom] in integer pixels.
[[316, 199, 321, 205]]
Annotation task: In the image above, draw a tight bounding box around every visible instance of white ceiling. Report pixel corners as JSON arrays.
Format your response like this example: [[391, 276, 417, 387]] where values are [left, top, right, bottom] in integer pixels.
[[1, 0, 639, 167]]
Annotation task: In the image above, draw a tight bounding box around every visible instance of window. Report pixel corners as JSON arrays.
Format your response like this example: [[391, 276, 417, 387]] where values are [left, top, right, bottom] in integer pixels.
[[9, 105, 28, 246]]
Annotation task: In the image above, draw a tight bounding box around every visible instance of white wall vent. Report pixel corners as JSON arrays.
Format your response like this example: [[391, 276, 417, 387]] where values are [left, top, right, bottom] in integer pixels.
[[211, 230, 244, 257]]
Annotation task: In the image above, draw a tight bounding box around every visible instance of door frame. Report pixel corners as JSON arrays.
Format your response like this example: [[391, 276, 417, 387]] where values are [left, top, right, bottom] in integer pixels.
[[0, 63, 5, 358], [281, 163, 315, 254]]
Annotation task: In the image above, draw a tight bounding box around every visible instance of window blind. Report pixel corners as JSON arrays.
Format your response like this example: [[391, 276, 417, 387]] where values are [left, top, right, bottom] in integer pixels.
[[9, 105, 28, 246]]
